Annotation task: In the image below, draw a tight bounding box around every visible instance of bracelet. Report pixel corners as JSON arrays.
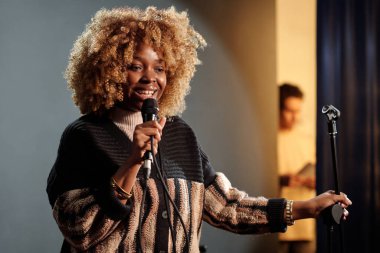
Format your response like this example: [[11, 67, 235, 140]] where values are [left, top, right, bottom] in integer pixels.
[[111, 177, 133, 200], [285, 200, 295, 226]]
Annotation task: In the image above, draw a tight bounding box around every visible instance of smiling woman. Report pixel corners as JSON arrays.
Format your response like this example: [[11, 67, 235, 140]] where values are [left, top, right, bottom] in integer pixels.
[[46, 5, 351, 253]]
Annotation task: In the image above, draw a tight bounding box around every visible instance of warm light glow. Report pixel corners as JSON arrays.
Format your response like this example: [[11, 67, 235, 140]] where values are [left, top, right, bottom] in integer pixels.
[[276, 0, 316, 139]]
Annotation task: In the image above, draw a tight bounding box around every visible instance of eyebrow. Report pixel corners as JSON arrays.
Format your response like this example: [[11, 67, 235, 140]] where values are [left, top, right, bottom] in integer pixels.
[[133, 56, 165, 64]]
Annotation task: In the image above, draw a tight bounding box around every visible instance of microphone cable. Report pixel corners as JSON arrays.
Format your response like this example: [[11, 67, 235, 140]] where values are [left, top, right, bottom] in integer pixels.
[[163, 185, 177, 253], [156, 149, 177, 253], [138, 175, 148, 253], [154, 140, 190, 253], [137, 136, 190, 253], [138, 135, 152, 253], [138, 99, 189, 252]]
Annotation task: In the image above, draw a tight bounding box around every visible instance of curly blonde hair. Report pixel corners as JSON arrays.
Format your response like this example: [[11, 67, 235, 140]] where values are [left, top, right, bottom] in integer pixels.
[[65, 6, 206, 116]]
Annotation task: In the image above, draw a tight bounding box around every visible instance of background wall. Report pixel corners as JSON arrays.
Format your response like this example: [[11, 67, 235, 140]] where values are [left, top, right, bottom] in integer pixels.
[[0, 0, 278, 252], [185, 1, 278, 252], [276, 0, 316, 139]]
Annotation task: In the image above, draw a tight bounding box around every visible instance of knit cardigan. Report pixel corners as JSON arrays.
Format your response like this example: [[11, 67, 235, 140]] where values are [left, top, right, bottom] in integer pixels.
[[47, 113, 287, 252]]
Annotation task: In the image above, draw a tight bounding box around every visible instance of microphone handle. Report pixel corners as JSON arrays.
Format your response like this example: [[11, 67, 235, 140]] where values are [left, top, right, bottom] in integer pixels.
[[142, 136, 154, 180]]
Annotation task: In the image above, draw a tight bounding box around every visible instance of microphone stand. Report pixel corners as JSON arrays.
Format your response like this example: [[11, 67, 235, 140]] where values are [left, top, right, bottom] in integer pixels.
[[321, 105, 344, 253]]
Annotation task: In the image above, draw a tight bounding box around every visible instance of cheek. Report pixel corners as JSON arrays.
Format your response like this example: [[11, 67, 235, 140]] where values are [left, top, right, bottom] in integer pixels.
[[121, 85, 132, 99], [159, 75, 167, 85], [283, 112, 293, 121], [157, 77, 167, 95], [126, 73, 138, 84]]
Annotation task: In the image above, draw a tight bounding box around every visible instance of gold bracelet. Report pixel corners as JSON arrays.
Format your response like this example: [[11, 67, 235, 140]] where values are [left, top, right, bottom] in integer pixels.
[[285, 200, 295, 226], [111, 177, 132, 200]]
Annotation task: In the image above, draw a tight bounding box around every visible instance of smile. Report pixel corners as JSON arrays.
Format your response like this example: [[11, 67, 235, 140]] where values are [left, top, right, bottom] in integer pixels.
[[135, 89, 157, 96]]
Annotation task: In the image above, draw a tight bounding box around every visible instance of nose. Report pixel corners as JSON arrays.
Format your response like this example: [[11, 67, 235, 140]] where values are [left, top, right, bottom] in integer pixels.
[[141, 68, 156, 84]]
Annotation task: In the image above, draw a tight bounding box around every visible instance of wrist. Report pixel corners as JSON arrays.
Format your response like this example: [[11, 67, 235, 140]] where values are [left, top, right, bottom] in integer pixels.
[[292, 200, 314, 220], [111, 177, 133, 200], [112, 158, 142, 196], [119, 155, 143, 174], [128, 151, 145, 166]]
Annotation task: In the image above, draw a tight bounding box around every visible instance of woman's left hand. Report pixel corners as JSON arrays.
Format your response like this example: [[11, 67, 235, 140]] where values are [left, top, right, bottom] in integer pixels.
[[292, 191, 352, 220]]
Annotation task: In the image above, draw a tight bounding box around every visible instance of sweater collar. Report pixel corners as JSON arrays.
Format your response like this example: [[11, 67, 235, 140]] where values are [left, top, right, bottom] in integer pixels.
[[109, 107, 142, 141]]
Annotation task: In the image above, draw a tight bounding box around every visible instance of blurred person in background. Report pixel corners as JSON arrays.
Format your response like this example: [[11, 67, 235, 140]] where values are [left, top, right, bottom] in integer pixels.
[[278, 83, 316, 253]]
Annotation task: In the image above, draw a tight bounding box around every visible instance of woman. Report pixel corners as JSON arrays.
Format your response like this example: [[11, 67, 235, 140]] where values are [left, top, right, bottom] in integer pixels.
[[47, 6, 351, 253]]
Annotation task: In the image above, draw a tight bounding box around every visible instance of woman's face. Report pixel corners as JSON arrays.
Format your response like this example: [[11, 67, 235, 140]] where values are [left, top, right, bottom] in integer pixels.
[[120, 43, 167, 111]]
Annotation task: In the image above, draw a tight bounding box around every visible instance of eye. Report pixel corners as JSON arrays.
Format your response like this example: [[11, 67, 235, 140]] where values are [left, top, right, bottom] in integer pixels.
[[155, 65, 165, 73], [128, 64, 143, 71]]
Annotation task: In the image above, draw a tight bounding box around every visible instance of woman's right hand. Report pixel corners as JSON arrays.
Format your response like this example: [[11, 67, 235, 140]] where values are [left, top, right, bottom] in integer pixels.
[[129, 117, 166, 166]]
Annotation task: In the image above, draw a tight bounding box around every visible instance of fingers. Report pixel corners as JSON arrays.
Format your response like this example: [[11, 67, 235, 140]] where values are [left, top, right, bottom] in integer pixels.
[[336, 193, 351, 221], [342, 208, 349, 220], [135, 120, 164, 140], [324, 190, 352, 220], [132, 118, 166, 158], [334, 192, 352, 207], [325, 190, 352, 206], [159, 117, 167, 128]]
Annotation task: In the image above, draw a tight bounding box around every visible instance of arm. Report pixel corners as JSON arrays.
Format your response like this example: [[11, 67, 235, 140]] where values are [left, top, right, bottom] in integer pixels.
[[52, 188, 128, 250], [198, 144, 286, 234], [47, 121, 132, 250], [112, 117, 166, 204], [200, 150, 351, 235], [203, 174, 351, 235], [203, 173, 286, 234]]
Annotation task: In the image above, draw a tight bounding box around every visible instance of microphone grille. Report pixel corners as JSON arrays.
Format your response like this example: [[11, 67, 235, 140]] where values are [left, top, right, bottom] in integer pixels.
[[141, 98, 159, 115]]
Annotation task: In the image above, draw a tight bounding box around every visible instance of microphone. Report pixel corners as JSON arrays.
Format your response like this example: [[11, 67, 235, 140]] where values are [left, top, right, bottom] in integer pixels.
[[322, 104, 340, 135], [322, 104, 340, 121], [141, 98, 159, 180]]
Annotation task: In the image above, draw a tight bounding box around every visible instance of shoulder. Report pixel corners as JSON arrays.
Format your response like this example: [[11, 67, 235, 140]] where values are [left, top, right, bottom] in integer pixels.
[[165, 115, 189, 125], [60, 115, 88, 140], [60, 114, 107, 144], [164, 116, 196, 136], [64, 113, 108, 132], [165, 116, 193, 128]]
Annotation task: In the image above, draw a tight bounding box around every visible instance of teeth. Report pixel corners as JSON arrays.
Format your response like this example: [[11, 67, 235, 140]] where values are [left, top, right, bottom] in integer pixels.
[[137, 90, 155, 95]]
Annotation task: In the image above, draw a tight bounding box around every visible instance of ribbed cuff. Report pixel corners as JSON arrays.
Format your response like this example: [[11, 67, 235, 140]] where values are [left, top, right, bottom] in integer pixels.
[[267, 198, 287, 233]]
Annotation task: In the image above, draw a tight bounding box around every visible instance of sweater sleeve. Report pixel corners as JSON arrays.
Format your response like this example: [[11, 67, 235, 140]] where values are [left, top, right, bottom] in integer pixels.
[[203, 172, 287, 234], [52, 188, 133, 250], [47, 120, 133, 250]]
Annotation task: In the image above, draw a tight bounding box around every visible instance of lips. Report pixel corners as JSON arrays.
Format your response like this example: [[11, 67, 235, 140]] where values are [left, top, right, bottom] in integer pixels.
[[133, 88, 158, 99]]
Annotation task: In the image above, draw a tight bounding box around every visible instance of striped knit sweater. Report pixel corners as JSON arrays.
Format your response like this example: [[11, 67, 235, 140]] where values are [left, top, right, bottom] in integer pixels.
[[47, 112, 287, 253]]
